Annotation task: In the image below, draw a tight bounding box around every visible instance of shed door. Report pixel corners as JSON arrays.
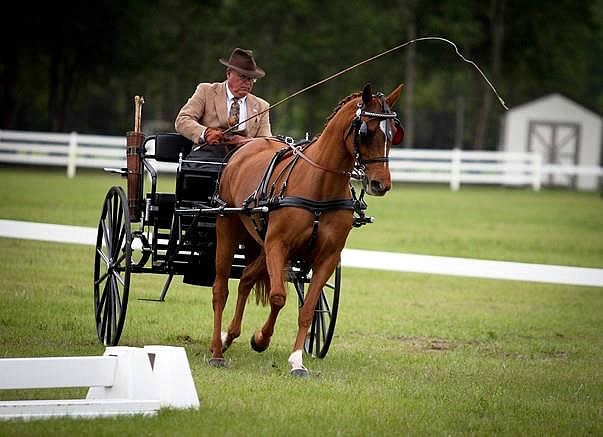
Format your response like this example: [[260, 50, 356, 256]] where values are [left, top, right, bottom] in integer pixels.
[[527, 121, 581, 187]]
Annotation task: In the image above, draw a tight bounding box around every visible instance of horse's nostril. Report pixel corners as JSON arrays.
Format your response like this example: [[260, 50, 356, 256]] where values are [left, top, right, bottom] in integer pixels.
[[370, 180, 384, 193]]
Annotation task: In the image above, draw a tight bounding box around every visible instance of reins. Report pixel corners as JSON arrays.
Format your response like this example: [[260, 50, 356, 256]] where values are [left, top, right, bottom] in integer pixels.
[[272, 92, 398, 179], [284, 138, 351, 176]]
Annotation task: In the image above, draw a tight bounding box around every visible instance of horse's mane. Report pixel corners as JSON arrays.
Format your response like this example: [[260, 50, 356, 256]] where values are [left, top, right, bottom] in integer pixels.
[[324, 92, 362, 125], [314, 91, 362, 140]]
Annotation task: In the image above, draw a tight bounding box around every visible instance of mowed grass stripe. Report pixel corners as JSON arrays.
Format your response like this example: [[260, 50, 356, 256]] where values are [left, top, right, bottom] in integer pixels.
[[1, 167, 602, 267]]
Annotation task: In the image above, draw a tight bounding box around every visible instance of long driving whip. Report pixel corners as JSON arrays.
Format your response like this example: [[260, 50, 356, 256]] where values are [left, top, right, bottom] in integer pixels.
[[224, 36, 508, 135]]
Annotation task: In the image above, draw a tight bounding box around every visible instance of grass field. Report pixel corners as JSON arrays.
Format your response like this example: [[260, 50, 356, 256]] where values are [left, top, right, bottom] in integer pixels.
[[0, 167, 602, 435]]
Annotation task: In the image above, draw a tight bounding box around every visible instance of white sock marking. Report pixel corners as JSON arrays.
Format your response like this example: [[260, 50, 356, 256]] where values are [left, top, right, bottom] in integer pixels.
[[288, 349, 305, 370]]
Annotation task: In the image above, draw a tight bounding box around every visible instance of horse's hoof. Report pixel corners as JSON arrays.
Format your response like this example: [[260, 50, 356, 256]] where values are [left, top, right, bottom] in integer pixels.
[[290, 367, 309, 378], [208, 357, 226, 367], [250, 333, 268, 353]]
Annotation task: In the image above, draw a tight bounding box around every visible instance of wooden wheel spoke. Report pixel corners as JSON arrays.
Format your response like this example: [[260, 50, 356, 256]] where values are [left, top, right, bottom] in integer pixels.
[[308, 312, 317, 352], [112, 207, 124, 258], [113, 281, 122, 310], [101, 287, 110, 343], [315, 302, 322, 353], [320, 290, 332, 315], [110, 278, 118, 337], [112, 269, 125, 287], [113, 251, 127, 269], [101, 219, 112, 257], [114, 225, 126, 260], [111, 194, 118, 239], [95, 269, 110, 288], [97, 280, 109, 321], [96, 247, 111, 268], [319, 310, 327, 343], [106, 198, 114, 241]]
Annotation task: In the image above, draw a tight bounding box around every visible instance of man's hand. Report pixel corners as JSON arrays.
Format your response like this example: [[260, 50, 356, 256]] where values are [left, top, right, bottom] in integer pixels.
[[224, 132, 250, 144], [204, 127, 224, 144]]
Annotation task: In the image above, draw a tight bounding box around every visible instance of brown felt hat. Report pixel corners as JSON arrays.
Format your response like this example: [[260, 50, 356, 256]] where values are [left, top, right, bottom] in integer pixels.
[[219, 48, 266, 79]]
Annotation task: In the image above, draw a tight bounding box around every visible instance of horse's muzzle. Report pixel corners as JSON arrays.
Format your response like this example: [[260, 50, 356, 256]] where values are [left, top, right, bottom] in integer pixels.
[[363, 176, 391, 196]]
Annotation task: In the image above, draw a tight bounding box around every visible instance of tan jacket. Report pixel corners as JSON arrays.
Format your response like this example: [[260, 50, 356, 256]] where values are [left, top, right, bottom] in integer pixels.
[[175, 81, 271, 144]]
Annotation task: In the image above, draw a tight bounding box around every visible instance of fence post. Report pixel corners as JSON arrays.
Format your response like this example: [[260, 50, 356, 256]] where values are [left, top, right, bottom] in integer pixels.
[[67, 131, 78, 178], [532, 152, 542, 191], [450, 148, 461, 191]]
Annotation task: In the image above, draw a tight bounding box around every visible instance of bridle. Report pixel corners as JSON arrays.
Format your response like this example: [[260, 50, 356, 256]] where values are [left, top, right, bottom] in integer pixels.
[[282, 92, 404, 179], [347, 93, 403, 173]]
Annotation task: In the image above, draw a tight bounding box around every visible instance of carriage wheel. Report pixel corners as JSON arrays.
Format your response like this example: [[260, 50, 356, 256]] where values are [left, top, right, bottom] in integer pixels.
[[294, 264, 341, 358], [93, 186, 132, 346]]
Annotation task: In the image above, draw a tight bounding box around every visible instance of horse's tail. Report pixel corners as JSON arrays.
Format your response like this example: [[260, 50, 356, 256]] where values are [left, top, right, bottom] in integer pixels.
[[254, 250, 272, 306], [244, 244, 271, 306], [253, 262, 271, 307]]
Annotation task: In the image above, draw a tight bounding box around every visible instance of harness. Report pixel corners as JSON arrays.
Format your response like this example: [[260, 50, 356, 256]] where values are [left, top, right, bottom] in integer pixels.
[[215, 93, 399, 249]]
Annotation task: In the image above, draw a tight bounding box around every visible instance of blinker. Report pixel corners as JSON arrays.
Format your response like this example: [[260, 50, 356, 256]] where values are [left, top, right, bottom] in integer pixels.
[[378, 118, 404, 146], [392, 122, 404, 145]]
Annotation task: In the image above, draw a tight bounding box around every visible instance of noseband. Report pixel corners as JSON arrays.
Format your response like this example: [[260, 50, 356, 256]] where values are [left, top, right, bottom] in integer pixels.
[[348, 93, 400, 171]]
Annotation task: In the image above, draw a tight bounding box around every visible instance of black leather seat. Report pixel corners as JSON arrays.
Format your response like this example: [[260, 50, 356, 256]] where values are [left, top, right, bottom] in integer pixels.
[[152, 133, 193, 163]]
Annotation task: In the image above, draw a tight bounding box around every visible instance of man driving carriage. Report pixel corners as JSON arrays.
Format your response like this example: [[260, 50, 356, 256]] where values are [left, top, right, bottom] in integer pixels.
[[175, 47, 272, 145]]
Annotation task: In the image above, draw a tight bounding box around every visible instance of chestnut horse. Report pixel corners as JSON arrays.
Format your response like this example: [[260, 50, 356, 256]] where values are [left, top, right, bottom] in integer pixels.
[[209, 83, 402, 376]]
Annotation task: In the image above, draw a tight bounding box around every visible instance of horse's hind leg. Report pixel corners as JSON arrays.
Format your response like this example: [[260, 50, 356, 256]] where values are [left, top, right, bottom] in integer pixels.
[[250, 239, 287, 352], [209, 215, 240, 365], [222, 242, 267, 351]]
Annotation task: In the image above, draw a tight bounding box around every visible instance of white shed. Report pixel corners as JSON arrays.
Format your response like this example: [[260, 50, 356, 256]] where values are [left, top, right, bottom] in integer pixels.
[[500, 93, 602, 190]]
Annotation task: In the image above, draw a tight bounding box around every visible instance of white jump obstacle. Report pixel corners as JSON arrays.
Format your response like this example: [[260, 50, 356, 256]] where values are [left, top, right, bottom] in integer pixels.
[[0, 345, 200, 420]]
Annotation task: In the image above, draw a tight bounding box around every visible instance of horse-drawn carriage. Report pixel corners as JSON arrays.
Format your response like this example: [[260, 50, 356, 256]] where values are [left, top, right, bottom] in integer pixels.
[[94, 132, 348, 358], [93, 83, 402, 375]]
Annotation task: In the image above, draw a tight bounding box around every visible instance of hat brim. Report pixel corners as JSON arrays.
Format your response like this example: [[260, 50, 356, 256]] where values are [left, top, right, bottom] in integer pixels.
[[219, 58, 265, 79]]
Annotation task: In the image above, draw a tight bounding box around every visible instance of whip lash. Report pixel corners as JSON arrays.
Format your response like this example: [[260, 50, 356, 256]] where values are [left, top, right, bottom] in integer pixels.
[[224, 36, 508, 136]]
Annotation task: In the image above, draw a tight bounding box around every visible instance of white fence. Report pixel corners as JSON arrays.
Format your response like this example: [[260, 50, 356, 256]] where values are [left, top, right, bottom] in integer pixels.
[[0, 130, 125, 178], [0, 345, 199, 420], [389, 148, 543, 191], [1, 129, 601, 190]]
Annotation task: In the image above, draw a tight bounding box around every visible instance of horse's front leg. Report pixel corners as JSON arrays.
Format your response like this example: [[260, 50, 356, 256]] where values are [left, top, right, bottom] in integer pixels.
[[289, 253, 341, 377], [250, 240, 287, 353]]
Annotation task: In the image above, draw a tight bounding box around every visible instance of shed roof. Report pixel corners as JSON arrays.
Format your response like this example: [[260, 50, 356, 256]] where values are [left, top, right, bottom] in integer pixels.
[[507, 93, 601, 119]]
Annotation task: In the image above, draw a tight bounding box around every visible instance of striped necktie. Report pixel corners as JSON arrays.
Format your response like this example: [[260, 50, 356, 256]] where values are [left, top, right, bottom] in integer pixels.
[[228, 97, 240, 128]]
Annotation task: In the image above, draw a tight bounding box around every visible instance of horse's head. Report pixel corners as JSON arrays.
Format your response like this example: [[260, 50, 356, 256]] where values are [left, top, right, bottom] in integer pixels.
[[345, 83, 403, 196]]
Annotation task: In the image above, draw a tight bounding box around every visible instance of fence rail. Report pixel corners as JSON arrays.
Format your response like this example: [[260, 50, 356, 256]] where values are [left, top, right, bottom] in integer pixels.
[[0, 345, 199, 420], [1, 129, 601, 190]]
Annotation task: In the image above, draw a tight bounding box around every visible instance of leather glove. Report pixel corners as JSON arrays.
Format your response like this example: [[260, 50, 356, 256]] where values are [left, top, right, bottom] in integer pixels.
[[204, 127, 224, 144]]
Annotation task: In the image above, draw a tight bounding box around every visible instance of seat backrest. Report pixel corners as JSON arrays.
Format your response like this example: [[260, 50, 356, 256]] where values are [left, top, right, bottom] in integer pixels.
[[152, 133, 193, 162]]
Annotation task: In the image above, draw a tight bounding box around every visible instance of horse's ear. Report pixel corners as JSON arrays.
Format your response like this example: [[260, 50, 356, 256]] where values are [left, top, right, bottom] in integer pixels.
[[386, 83, 404, 107], [362, 83, 372, 106]]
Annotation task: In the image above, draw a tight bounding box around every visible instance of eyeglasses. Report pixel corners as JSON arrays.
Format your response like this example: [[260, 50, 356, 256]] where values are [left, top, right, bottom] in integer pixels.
[[234, 71, 256, 83]]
